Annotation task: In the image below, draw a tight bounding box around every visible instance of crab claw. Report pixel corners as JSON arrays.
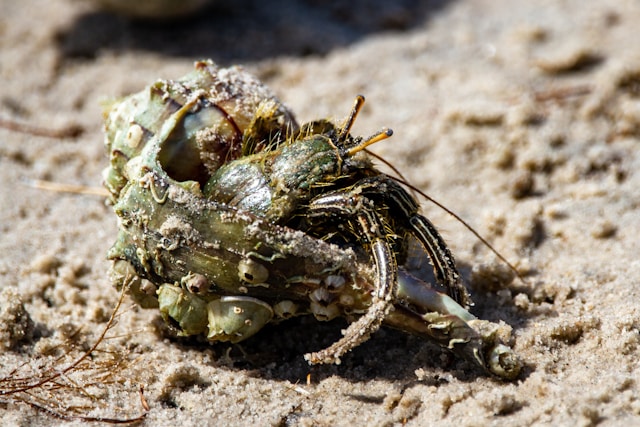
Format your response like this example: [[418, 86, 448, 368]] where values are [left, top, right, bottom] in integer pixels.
[[488, 344, 521, 380], [384, 268, 521, 380]]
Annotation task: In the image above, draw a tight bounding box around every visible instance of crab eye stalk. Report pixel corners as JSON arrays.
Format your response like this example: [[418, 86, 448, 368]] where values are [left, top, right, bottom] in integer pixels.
[[346, 127, 394, 156], [338, 94, 366, 141]]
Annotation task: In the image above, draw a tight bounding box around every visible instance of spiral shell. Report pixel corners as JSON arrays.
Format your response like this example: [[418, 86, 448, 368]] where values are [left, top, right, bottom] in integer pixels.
[[103, 60, 298, 203]]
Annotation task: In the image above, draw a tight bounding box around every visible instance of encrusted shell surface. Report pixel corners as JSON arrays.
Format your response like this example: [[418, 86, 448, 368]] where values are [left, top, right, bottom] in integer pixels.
[[103, 60, 298, 203], [104, 63, 372, 332]]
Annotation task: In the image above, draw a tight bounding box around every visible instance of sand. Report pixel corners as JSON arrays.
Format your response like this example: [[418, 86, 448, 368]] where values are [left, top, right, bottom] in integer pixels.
[[1, 0, 640, 425]]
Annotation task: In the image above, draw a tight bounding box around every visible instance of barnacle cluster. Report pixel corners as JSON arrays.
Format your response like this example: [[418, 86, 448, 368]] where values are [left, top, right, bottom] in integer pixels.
[[103, 60, 521, 379]]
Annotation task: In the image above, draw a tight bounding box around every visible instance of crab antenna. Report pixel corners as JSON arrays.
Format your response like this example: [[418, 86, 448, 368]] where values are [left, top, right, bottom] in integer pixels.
[[338, 95, 366, 141], [347, 128, 394, 156]]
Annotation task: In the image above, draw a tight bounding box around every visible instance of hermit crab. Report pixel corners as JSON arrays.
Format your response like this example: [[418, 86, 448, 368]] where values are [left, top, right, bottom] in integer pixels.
[[104, 60, 521, 379]]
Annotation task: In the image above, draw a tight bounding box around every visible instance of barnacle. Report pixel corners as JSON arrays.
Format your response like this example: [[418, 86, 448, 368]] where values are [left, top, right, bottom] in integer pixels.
[[207, 296, 273, 342], [104, 61, 521, 379]]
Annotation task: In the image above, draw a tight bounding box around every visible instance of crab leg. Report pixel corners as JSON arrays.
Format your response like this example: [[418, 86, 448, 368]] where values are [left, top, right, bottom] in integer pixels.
[[303, 194, 397, 364], [346, 177, 471, 307]]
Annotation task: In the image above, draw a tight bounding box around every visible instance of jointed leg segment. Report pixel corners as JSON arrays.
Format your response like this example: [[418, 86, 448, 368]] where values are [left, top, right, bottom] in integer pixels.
[[303, 191, 397, 364], [332, 176, 470, 307]]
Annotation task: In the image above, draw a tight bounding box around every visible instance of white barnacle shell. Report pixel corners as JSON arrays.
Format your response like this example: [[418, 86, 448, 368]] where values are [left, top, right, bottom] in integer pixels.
[[207, 296, 273, 343], [124, 123, 144, 149], [310, 287, 333, 304], [273, 300, 299, 319], [181, 272, 210, 294], [324, 275, 346, 291], [310, 301, 340, 322], [237, 258, 269, 284], [139, 278, 157, 296], [309, 288, 340, 320]]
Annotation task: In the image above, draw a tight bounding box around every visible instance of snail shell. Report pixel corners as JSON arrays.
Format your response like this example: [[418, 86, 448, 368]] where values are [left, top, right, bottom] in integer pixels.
[[103, 60, 298, 202]]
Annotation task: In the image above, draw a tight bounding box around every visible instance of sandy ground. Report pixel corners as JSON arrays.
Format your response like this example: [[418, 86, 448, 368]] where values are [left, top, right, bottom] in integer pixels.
[[2, 0, 640, 425]]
